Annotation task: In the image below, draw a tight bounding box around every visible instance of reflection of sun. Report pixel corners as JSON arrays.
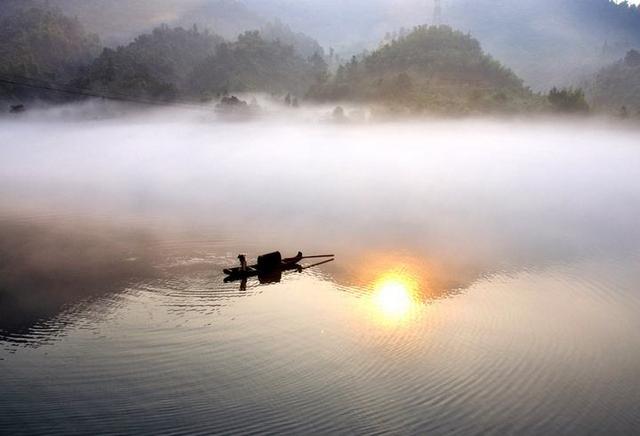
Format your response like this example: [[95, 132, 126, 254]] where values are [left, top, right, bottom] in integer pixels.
[[370, 272, 420, 325], [374, 280, 412, 318]]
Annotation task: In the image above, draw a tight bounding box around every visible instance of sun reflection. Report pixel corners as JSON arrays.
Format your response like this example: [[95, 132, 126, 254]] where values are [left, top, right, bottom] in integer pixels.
[[370, 271, 420, 325]]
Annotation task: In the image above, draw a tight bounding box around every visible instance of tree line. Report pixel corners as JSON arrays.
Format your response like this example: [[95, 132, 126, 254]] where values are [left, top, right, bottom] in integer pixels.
[[0, 6, 328, 104], [0, 5, 598, 115]]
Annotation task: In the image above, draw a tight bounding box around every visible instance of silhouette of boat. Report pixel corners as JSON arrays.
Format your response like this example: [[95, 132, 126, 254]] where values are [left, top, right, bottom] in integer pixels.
[[223, 251, 334, 283]]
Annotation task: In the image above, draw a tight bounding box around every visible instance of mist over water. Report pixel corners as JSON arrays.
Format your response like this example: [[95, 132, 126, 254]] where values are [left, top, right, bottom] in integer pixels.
[[1, 107, 640, 434], [2, 106, 638, 264]]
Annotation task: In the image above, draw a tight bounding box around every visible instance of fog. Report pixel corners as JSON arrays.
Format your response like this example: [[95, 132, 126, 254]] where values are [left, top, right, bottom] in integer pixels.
[[2, 106, 639, 287]]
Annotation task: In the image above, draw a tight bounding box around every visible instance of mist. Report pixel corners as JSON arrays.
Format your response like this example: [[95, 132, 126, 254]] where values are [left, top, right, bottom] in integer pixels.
[[2, 106, 639, 288]]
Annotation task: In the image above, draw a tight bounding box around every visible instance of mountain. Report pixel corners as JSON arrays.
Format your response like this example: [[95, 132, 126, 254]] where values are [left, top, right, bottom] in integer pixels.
[[241, 0, 640, 90], [443, 0, 640, 90], [308, 25, 538, 115], [72, 25, 326, 101], [188, 31, 327, 97], [0, 5, 100, 100], [26, 0, 324, 59], [260, 20, 325, 58], [13, 0, 640, 92], [587, 50, 640, 114], [9, 0, 262, 45], [73, 25, 223, 101]]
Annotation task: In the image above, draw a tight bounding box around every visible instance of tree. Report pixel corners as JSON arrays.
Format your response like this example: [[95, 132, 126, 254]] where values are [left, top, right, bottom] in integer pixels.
[[188, 31, 320, 96], [308, 25, 532, 114], [548, 87, 590, 113], [0, 6, 100, 100], [308, 51, 329, 84], [73, 24, 222, 100], [260, 20, 325, 59], [625, 49, 640, 67]]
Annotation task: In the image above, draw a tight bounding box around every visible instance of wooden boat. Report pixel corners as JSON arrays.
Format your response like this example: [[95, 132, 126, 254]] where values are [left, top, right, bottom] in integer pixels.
[[223, 251, 334, 282]]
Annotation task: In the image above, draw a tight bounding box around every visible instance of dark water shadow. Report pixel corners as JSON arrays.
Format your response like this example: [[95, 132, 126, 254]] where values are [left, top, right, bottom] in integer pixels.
[[0, 220, 157, 345]]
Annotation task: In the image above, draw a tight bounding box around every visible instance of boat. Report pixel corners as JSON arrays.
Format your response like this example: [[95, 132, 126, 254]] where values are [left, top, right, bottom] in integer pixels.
[[223, 251, 334, 283]]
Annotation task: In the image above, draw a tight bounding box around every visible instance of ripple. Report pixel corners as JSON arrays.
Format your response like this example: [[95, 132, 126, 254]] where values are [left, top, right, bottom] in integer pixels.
[[3, 249, 640, 434]]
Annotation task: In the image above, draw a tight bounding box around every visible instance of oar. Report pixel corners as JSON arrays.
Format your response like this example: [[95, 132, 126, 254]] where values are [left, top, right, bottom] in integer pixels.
[[301, 254, 335, 260], [301, 258, 335, 270]]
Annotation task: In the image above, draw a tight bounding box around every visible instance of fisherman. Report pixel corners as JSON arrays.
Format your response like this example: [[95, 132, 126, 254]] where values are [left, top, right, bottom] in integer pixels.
[[238, 254, 248, 272]]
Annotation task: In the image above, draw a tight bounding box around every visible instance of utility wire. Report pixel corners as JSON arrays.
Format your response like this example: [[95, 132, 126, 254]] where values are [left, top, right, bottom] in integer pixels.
[[0, 74, 212, 109]]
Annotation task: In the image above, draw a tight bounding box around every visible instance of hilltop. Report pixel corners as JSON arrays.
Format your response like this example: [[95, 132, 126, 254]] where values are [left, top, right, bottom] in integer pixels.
[[587, 50, 640, 115], [309, 26, 540, 115], [73, 25, 223, 101], [1, 6, 599, 116], [0, 5, 327, 103], [445, 0, 640, 90], [9, 0, 640, 93], [0, 6, 100, 101]]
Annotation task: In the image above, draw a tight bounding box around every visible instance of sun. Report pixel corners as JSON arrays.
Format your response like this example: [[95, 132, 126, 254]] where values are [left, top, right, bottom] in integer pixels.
[[374, 280, 412, 318], [370, 272, 419, 324]]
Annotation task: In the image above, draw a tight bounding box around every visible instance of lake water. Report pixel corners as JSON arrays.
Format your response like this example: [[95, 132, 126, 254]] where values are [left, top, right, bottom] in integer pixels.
[[1, 109, 639, 434]]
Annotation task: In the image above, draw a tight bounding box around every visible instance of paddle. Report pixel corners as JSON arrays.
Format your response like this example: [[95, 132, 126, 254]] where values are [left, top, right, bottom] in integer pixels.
[[301, 258, 335, 270]]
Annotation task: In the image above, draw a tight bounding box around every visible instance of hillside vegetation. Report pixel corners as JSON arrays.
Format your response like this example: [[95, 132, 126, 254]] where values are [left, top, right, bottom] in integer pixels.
[[587, 50, 640, 115], [188, 31, 327, 97], [445, 0, 640, 89], [309, 26, 539, 114], [0, 7, 100, 99], [0, 5, 327, 103], [261, 20, 325, 59], [9, 0, 640, 93], [1, 5, 603, 116], [75, 27, 326, 101], [5, 0, 261, 44], [73, 25, 223, 101]]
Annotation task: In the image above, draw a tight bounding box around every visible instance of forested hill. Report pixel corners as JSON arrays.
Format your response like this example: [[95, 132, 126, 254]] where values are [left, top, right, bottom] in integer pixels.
[[72, 25, 223, 101], [10, 0, 640, 92], [587, 50, 640, 114], [187, 31, 327, 97], [75, 27, 327, 100], [444, 0, 640, 89], [0, 6, 100, 100], [260, 20, 325, 59], [1, 4, 598, 115], [7, 0, 324, 61], [309, 26, 537, 114], [9, 0, 262, 44], [0, 6, 100, 79], [243, 0, 640, 90], [0, 4, 328, 102]]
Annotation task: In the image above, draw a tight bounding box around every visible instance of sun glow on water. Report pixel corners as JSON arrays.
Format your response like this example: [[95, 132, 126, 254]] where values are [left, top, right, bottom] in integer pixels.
[[370, 271, 420, 325], [374, 280, 412, 318]]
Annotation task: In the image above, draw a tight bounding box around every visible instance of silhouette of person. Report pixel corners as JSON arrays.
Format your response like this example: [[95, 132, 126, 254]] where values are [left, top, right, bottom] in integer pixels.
[[238, 254, 248, 272]]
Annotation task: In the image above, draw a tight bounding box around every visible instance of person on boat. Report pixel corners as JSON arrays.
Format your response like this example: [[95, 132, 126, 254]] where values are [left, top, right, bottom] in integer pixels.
[[238, 254, 248, 272]]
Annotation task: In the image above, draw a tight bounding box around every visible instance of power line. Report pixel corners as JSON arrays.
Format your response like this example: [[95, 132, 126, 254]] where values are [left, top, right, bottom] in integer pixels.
[[0, 75, 210, 109]]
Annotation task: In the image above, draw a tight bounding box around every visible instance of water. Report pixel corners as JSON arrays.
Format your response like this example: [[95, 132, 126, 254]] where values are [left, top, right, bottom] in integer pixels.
[[1, 110, 640, 434]]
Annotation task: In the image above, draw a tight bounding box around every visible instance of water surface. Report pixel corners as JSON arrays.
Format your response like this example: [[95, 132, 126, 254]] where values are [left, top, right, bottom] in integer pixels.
[[1, 112, 639, 434]]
